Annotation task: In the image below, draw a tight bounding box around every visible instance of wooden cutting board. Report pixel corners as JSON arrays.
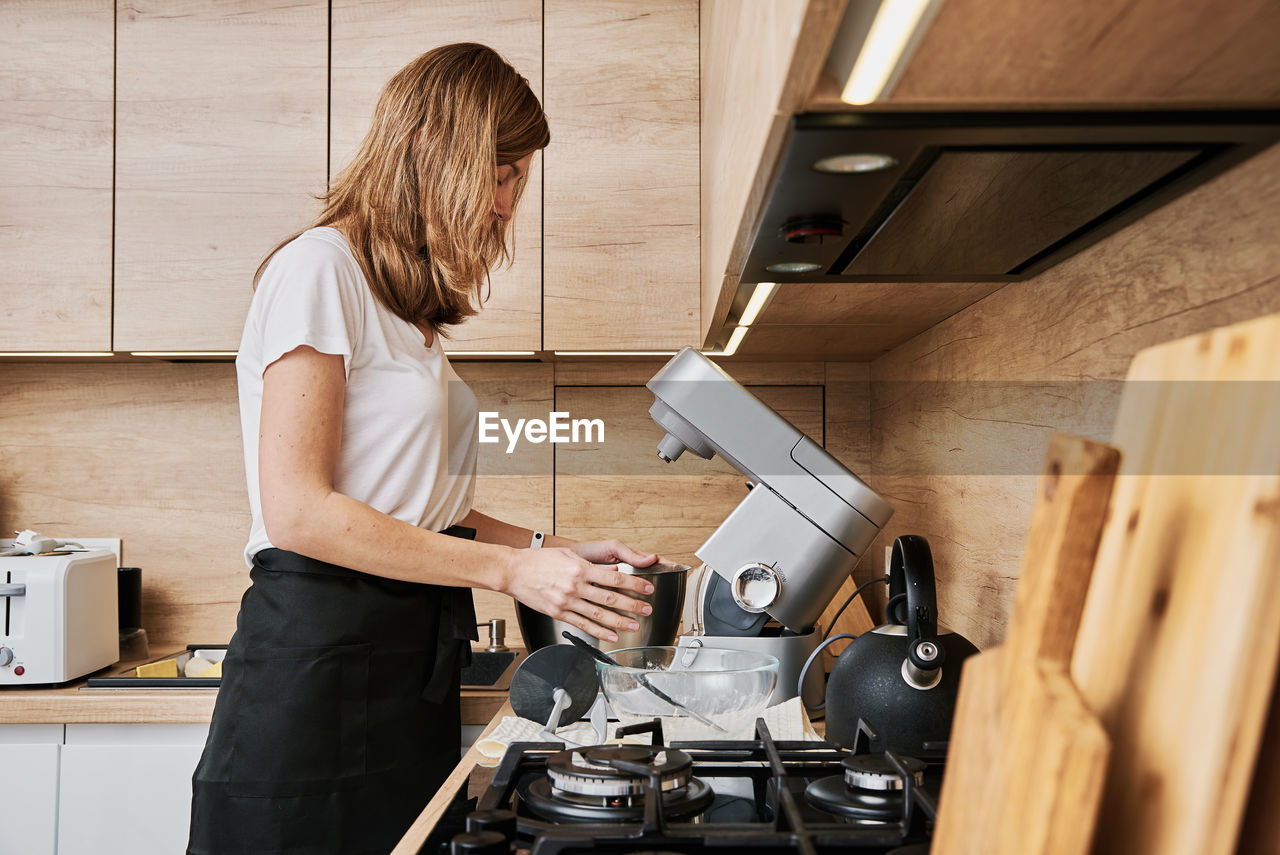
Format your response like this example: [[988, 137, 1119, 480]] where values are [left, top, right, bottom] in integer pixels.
[[1235, 671, 1280, 855], [933, 433, 1119, 855], [1070, 312, 1280, 855]]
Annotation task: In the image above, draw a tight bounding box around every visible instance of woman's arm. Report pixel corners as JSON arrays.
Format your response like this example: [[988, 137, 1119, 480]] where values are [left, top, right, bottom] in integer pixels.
[[258, 345, 653, 642], [457, 508, 659, 566]]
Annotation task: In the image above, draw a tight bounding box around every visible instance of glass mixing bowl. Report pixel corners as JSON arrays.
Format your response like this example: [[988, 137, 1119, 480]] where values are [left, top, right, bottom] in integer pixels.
[[596, 646, 779, 741]]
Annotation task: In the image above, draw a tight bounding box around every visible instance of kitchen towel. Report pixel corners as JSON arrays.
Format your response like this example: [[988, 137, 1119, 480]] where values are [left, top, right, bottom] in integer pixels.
[[474, 696, 820, 766]]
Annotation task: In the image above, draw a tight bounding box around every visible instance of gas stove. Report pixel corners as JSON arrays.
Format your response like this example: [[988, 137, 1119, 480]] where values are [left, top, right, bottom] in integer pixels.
[[424, 718, 941, 855]]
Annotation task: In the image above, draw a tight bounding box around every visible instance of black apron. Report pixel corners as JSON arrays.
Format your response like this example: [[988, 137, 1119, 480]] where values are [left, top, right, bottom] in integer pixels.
[[188, 526, 478, 855]]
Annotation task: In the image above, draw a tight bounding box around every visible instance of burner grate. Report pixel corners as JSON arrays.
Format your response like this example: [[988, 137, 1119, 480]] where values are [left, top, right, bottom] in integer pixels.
[[465, 718, 942, 855]]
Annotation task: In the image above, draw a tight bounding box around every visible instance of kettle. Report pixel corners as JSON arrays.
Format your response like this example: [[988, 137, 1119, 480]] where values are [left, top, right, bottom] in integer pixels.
[[800, 535, 978, 758]]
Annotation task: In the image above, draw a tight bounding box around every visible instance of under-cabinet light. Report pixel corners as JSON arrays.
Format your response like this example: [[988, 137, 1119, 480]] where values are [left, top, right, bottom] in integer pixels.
[[738, 282, 778, 327], [841, 0, 940, 105], [130, 351, 238, 358], [0, 351, 114, 357], [552, 351, 679, 357], [443, 351, 537, 357], [719, 327, 749, 357]]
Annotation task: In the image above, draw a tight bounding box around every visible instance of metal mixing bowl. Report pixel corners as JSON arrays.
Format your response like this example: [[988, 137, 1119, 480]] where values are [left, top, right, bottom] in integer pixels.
[[596, 645, 779, 741], [516, 561, 688, 653]]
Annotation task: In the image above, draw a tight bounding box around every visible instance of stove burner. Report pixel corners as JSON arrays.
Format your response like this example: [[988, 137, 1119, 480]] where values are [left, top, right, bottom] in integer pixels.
[[842, 754, 926, 791], [546, 745, 693, 797], [527, 743, 716, 823], [804, 753, 927, 822], [524, 774, 714, 823]]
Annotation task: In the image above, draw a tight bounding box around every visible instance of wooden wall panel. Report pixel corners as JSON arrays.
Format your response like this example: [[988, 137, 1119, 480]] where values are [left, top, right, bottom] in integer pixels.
[[888, 0, 1280, 106], [113, 0, 328, 351], [0, 363, 249, 648], [0, 361, 557, 650], [817, 362, 878, 657], [543, 0, 700, 350], [731, 323, 933, 362], [759, 282, 1002, 326], [0, 1, 113, 351], [866, 142, 1280, 650], [331, 1, 544, 352]]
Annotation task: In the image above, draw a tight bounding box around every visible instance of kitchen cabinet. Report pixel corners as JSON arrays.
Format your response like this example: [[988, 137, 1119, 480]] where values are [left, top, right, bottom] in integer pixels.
[[873, 0, 1280, 106], [57, 723, 209, 855], [0, 725, 62, 855], [699, 0, 838, 346], [0, 721, 207, 855], [330, 0, 544, 353], [112, 0, 328, 352], [109, 0, 698, 353], [0, 1, 113, 352], [543, 0, 701, 351]]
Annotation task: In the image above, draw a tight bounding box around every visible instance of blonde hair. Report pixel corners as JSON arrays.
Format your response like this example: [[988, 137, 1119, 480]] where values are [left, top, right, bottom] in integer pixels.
[[257, 43, 550, 332]]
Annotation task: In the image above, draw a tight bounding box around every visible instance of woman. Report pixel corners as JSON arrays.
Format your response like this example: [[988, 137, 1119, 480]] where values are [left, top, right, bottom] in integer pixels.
[[188, 44, 658, 854]]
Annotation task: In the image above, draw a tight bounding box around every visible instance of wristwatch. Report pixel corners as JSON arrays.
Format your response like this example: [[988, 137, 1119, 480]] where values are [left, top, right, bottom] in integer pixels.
[[530, 531, 545, 549]]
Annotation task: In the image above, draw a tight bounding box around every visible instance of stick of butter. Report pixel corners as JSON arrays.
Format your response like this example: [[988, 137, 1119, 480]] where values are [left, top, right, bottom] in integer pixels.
[[136, 659, 179, 679]]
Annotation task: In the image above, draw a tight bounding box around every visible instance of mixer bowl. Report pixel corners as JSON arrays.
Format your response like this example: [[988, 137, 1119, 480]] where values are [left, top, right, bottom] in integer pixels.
[[517, 562, 688, 653], [596, 646, 779, 741]]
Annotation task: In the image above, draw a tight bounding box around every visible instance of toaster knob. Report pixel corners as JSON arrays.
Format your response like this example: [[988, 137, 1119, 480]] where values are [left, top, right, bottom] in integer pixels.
[[0, 647, 13, 667]]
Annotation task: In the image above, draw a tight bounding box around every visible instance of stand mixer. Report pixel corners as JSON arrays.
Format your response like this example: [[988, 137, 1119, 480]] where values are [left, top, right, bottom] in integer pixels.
[[646, 348, 894, 710]]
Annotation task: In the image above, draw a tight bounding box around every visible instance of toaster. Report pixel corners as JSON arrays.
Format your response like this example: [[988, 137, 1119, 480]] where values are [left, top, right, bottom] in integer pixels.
[[0, 548, 120, 684]]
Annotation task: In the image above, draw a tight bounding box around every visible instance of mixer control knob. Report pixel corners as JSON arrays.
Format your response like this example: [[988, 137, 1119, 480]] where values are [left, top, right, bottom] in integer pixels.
[[730, 563, 781, 613], [0, 647, 13, 667]]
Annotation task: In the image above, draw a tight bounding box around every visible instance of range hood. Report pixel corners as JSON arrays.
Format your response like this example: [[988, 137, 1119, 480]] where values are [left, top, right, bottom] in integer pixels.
[[741, 111, 1280, 284]]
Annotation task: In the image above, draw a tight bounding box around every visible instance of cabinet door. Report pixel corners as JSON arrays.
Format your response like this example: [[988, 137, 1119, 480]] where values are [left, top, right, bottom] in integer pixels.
[[0, 1, 113, 352], [0, 725, 63, 855], [331, 1, 543, 353], [544, 0, 700, 351], [57, 723, 209, 855], [113, 0, 328, 351]]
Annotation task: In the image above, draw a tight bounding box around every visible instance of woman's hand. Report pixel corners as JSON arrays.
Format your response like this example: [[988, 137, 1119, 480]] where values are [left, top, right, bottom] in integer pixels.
[[506, 547, 655, 642], [568, 539, 659, 569]]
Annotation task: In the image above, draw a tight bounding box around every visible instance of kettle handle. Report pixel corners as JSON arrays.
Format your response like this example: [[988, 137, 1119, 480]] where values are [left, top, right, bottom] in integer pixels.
[[890, 535, 938, 643]]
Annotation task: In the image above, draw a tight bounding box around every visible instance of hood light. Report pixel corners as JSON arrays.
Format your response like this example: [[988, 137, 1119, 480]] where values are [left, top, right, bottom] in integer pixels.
[[812, 153, 899, 174], [766, 261, 821, 274]]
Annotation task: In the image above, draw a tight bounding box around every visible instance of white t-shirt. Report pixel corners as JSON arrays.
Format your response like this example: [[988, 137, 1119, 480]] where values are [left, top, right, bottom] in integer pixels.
[[236, 226, 479, 566]]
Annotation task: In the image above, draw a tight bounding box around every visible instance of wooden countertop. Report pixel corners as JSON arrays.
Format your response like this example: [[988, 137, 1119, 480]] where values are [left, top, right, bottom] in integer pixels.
[[0, 651, 510, 726]]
